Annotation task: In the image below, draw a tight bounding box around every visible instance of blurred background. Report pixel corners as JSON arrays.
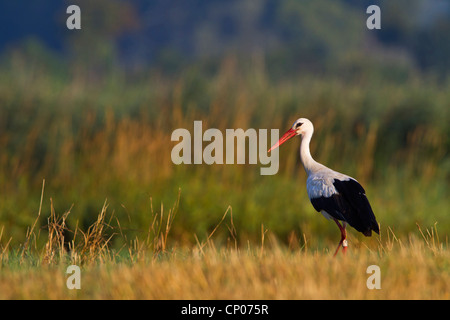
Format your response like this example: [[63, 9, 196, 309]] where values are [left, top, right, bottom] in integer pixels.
[[0, 0, 448, 248]]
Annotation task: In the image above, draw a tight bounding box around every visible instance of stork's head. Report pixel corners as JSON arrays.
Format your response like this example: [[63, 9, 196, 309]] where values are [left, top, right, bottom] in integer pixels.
[[268, 118, 314, 152]]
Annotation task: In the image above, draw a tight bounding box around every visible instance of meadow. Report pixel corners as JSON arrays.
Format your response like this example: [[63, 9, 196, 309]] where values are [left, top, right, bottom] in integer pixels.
[[0, 200, 448, 299], [0, 55, 449, 299]]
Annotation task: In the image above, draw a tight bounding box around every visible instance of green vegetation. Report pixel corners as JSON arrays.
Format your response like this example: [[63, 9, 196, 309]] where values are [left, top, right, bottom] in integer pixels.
[[0, 53, 448, 249]]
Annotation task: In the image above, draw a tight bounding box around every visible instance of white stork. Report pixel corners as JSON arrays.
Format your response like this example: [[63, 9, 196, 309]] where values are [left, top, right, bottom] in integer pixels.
[[269, 118, 379, 256]]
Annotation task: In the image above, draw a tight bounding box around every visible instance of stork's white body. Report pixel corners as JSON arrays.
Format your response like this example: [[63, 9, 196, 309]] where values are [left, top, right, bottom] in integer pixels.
[[306, 167, 351, 200], [306, 171, 351, 220]]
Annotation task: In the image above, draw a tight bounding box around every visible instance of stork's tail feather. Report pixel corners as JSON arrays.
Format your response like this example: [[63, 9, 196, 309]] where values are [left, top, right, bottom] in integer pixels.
[[363, 223, 380, 237], [372, 222, 380, 235]]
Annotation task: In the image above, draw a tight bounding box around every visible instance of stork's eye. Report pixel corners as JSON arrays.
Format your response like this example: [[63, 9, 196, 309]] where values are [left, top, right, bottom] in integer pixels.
[[295, 122, 303, 129]]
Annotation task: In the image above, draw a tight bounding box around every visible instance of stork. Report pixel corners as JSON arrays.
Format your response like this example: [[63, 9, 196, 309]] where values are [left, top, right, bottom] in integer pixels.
[[269, 118, 379, 256]]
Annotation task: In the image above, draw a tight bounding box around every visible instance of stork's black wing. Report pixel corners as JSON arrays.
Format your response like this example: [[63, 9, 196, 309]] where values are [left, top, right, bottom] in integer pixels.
[[310, 178, 379, 236]]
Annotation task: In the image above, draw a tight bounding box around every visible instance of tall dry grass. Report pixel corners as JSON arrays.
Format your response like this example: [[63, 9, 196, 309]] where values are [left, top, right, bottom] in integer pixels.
[[0, 227, 448, 299], [0, 189, 448, 299]]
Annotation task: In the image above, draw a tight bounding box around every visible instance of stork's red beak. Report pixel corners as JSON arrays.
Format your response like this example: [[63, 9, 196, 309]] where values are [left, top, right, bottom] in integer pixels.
[[268, 128, 296, 152]]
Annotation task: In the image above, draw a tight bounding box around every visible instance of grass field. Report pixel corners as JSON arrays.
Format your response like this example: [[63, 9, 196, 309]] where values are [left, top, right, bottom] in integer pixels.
[[0, 55, 449, 299], [0, 188, 448, 299], [1, 227, 448, 299], [1, 249, 449, 299]]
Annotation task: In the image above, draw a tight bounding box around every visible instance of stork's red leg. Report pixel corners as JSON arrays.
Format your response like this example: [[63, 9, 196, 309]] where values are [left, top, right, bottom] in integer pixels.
[[333, 219, 347, 257], [341, 222, 348, 254]]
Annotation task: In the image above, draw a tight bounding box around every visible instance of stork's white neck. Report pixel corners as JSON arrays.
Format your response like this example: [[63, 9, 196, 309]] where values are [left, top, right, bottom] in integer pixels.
[[299, 130, 322, 176]]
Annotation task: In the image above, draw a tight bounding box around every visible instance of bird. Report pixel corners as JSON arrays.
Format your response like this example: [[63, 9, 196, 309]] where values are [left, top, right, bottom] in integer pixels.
[[268, 118, 379, 256]]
